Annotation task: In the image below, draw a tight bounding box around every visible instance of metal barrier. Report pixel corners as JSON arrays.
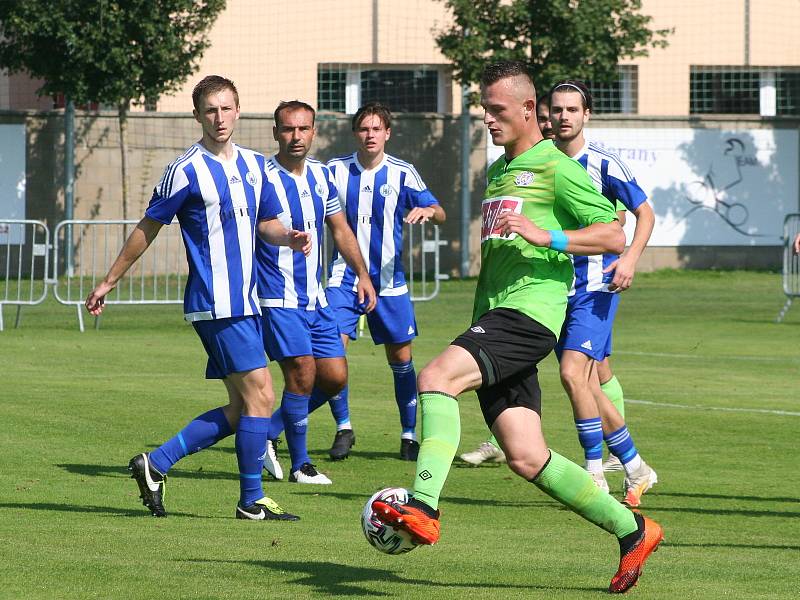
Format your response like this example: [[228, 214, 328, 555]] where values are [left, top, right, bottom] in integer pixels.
[[0, 219, 50, 331], [406, 223, 446, 302], [777, 213, 800, 323], [53, 220, 186, 331]]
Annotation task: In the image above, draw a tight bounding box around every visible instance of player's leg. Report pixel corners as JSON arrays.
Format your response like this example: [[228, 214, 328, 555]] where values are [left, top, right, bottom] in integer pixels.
[[597, 357, 625, 418], [315, 355, 354, 459]]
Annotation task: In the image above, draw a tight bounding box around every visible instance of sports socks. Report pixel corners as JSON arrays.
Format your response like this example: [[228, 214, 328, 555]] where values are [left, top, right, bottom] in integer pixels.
[[236, 415, 269, 508], [487, 433, 500, 447], [327, 386, 351, 430], [149, 407, 232, 475], [280, 391, 311, 471], [411, 391, 460, 510], [575, 416, 604, 472], [389, 360, 418, 436], [268, 386, 343, 440], [531, 449, 638, 539], [604, 425, 643, 473], [601, 375, 625, 419]]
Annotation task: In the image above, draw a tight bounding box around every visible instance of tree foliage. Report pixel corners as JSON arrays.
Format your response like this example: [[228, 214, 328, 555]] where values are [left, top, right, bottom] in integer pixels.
[[436, 0, 671, 100]]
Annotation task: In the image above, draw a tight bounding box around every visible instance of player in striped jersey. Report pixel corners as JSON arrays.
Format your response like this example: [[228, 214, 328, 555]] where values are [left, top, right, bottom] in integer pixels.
[[549, 80, 657, 507], [324, 102, 446, 461], [256, 101, 376, 484], [85, 76, 310, 521]]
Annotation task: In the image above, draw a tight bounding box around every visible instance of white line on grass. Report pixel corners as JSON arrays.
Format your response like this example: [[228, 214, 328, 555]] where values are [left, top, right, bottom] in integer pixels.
[[626, 398, 800, 417], [616, 350, 800, 363]]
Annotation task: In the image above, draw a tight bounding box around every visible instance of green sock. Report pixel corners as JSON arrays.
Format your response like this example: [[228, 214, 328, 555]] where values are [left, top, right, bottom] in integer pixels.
[[488, 433, 499, 447], [412, 392, 461, 510], [533, 449, 637, 539], [601, 375, 625, 420]]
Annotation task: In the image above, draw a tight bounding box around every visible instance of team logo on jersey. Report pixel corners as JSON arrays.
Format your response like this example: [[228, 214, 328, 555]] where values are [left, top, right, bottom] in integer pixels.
[[245, 171, 258, 186], [229, 174, 242, 185], [380, 184, 396, 198], [315, 183, 326, 197], [480, 196, 523, 242], [514, 171, 534, 186]]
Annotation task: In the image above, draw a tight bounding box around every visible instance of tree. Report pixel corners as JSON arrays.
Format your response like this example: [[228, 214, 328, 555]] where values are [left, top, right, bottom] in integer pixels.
[[0, 0, 226, 219], [436, 0, 671, 102]]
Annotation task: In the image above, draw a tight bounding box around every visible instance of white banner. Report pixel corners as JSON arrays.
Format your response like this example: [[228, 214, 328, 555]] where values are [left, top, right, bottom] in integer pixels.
[[0, 123, 27, 244], [487, 127, 799, 246]]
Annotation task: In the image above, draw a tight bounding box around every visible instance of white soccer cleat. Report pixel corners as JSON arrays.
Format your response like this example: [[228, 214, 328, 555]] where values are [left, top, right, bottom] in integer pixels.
[[589, 469, 610, 493], [623, 461, 658, 507], [459, 441, 506, 466], [289, 463, 332, 484], [263, 439, 284, 481], [602, 454, 624, 472]]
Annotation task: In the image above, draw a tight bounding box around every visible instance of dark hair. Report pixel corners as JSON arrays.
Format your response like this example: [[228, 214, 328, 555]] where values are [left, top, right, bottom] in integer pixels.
[[192, 75, 239, 111], [549, 79, 593, 111], [480, 60, 535, 89], [352, 102, 392, 131], [274, 100, 316, 127], [536, 93, 550, 110]]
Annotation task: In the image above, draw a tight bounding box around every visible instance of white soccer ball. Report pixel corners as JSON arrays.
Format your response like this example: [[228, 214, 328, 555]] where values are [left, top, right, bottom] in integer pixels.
[[361, 487, 420, 555]]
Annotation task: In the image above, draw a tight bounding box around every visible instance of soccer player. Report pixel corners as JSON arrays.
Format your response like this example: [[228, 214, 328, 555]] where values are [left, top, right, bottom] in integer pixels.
[[256, 100, 376, 484], [85, 75, 310, 521], [459, 92, 553, 466], [372, 61, 663, 594], [322, 102, 446, 461], [548, 79, 657, 504]]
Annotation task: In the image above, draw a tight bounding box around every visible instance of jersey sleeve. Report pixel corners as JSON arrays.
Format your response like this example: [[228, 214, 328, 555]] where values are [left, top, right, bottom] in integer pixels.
[[554, 158, 618, 226], [403, 166, 439, 209], [604, 158, 647, 212], [324, 167, 342, 217], [145, 164, 191, 224], [257, 178, 283, 221]]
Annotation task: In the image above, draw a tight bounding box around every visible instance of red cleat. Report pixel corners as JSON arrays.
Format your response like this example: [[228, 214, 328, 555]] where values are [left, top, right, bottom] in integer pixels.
[[609, 515, 664, 593], [372, 500, 440, 545]]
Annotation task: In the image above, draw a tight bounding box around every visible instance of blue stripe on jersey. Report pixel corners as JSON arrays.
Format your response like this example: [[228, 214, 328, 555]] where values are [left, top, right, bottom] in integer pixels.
[[211, 155, 246, 317]]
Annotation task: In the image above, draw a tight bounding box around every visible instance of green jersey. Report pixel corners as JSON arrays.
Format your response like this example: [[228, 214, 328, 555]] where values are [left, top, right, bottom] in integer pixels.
[[474, 140, 618, 337]]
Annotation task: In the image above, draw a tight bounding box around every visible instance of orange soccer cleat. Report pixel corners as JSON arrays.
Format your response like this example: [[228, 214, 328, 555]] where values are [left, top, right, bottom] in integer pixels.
[[372, 499, 441, 545], [609, 514, 664, 593]]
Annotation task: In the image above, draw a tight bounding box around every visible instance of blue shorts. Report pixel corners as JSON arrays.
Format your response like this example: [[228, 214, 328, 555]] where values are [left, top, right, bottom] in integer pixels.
[[261, 304, 345, 362], [192, 315, 267, 379], [326, 286, 417, 345], [555, 292, 620, 362]]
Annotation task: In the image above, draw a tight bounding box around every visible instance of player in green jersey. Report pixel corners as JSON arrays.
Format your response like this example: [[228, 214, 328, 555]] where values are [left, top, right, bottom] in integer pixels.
[[372, 61, 664, 594]]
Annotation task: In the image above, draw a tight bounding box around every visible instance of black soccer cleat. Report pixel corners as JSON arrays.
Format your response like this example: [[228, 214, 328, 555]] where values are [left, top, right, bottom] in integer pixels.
[[235, 497, 300, 521], [128, 453, 167, 517], [400, 439, 420, 461], [329, 428, 355, 460]]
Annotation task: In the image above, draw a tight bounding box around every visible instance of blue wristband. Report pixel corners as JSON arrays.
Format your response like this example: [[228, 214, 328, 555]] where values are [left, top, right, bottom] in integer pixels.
[[548, 230, 568, 252]]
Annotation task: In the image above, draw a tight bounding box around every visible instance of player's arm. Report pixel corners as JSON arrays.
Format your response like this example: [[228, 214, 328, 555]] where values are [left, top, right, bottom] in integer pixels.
[[326, 211, 377, 312], [257, 218, 311, 255], [605, 201, 655, 291], [496, 213, 624, 255], [85, 216, 163, 315]]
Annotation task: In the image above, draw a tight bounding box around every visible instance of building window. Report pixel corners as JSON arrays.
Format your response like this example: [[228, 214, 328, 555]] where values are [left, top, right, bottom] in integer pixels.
[[318, 64, 447, 114], [586, 66, 638, 114], [690, 66, 800, 116]]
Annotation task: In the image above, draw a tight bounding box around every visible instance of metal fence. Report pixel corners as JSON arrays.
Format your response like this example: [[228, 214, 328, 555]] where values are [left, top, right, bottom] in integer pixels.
[[0, 219, 50, 331], [777, 213, 800, 323]]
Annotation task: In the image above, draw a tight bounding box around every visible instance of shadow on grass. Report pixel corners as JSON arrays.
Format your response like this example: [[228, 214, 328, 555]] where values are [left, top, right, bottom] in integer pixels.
[[57, 463, 237, 482], [288, 489, 556, 509], [0, 501, 203, 518], [183, 558, 600, 596], [649, 505, 800, 518], [654, 491, 799, 503], [665, 541, 800, 551]]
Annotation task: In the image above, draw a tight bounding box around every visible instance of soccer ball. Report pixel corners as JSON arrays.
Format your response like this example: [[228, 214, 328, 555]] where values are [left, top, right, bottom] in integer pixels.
[[361, 487, 420, 555]]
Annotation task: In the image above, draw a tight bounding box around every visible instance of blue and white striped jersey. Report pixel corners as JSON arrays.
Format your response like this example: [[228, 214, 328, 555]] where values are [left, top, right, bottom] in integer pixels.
[[256, 156, 341, 310], [145, 143, 280, 321], [326, 152, 439, 296], [570, 142, 647, 295]]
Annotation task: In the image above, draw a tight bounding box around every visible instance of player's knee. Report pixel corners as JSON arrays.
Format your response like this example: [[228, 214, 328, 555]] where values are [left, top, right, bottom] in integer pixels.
[[416, 364, 441, 393], [559, 363, 587, 392], [506, 456, 540, 480]]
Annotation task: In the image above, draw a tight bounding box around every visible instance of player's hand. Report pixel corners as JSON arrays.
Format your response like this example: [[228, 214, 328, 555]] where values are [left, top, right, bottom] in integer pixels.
[[793, 233, 800, 254], [288, 230, 312, 256], [495, 212, 550, 247], [405, 206, 436, 224], [356, 278, 377, 313], [605, 255, 636, 291], [85, 281, 115, 316]]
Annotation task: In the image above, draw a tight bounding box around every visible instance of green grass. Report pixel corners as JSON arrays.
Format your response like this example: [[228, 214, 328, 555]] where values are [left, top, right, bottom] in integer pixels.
[[1, 271, 799, 599]]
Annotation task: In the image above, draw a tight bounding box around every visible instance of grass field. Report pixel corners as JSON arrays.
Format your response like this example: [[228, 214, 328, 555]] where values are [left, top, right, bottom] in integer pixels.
[[1, 270, 799, 599]]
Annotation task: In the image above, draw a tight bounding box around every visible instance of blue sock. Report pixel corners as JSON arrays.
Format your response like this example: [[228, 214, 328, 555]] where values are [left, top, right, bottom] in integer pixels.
[[281, 391, 311, 471], [268, 406, 284, 440], [149, 407, 232, 475], [270, 388, 332, 440], [390, 361, 417, 433], [236, 415, 269, 507], [575, 417, 604, 462], [328, 385, 350, 426], [604, 425, 639, 464]]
